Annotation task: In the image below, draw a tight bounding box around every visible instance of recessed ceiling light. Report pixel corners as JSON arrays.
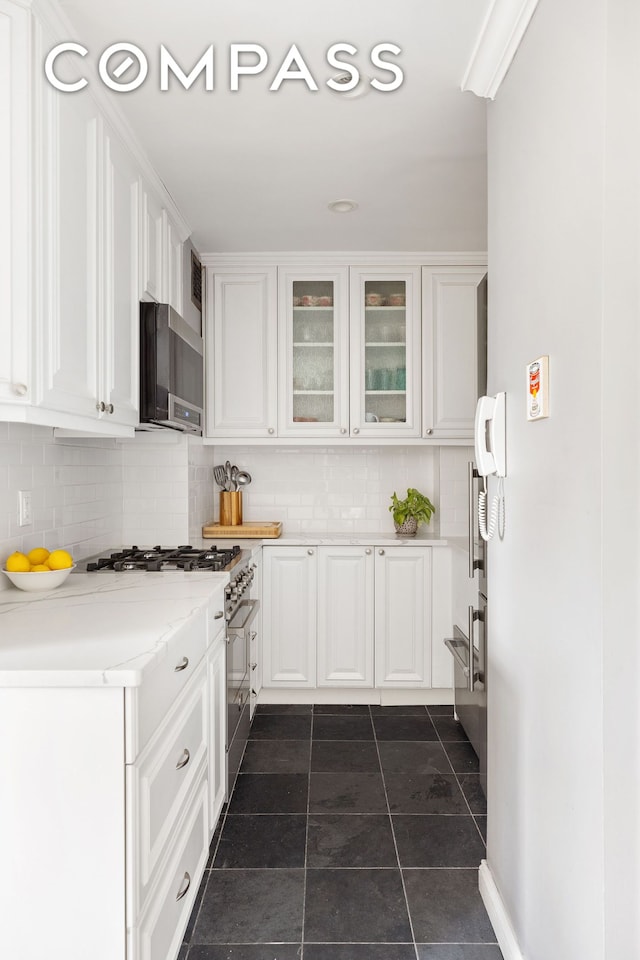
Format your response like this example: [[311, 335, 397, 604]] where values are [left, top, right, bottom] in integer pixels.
[[328, 199, 359, 214], [329, 73, 371, 100]]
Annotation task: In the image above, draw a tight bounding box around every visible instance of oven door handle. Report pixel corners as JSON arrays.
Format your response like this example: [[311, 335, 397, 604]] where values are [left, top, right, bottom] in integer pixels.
[[227, 599, 260, 636]]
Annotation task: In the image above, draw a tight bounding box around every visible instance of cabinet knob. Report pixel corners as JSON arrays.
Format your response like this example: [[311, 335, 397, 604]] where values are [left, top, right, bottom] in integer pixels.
[[214, 610, 224, 620], [268, 427, 275, 435], [174, 656, 189, 672], [175, 748, 190, 770], [307, 548, 314, 556], [365, 548, 372, 555], [96, 400, 106, 412], [425, 428, 433, 436], [353, 427, 360, 435], [340, 427, 347, 435], [107, 403, 114, 415], [378, 549, 385, 556], [11, 382, 28, 397]]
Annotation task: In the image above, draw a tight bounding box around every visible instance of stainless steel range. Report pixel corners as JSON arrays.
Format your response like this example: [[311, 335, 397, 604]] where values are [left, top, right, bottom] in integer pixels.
[[79, 544, 259, 793]]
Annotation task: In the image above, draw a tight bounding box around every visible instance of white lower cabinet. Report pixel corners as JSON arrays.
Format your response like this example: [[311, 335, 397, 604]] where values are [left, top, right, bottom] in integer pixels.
[[262, 546, 317, 687], [207, 630, 227, 834], [133, 777, 209, 960], [0, 586, 227, 960], [317, 546, 374, 686], [374, 546, 432, 687], [263, 544, 440, 693]]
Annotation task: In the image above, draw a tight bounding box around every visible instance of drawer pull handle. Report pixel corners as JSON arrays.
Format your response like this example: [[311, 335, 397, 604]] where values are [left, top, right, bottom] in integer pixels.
[[214, 611, 224, 620], [176, 748, 190, 770], [176, 871, 191, 901], [174, 657, 189, 672]]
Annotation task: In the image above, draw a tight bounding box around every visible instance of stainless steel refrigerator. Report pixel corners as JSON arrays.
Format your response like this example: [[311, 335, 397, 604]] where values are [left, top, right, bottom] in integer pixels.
[[445, 275, 488, 796]]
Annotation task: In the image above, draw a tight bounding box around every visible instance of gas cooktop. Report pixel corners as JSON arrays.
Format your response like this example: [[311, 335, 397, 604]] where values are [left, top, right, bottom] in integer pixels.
[[77, 545, 244, 573]]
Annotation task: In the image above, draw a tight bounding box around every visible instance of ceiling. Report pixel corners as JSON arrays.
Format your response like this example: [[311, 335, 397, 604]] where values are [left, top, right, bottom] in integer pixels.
[[59, 0, 490, 253]]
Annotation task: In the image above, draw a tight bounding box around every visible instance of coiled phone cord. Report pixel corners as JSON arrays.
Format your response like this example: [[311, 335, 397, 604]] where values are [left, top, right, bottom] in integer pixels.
[[478, 476, 505, 541]]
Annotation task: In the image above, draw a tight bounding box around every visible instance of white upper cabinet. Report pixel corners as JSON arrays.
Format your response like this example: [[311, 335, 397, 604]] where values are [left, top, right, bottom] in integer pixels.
[[0, 0, 190, 436], [163, 212, 183, 314], [422, 267, 487, 439], [350, 266, 422, 439], [102, 124, 140, 429], [140, 186, 163, 303], [0, 1, 30, 408], [278, 267, 350, 438], [206, 267, 278, 437], [140, 186, 184, 314], [39, 84, 102, 422]]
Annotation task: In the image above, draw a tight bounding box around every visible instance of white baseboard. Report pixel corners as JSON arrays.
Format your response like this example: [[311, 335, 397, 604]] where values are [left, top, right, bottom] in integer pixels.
[[479, 860, 525, 960]]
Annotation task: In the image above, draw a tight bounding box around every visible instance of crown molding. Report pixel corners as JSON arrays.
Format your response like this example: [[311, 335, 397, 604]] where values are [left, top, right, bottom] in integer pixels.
[[461, 0, 540, 100], [200, 251, 488, 268]]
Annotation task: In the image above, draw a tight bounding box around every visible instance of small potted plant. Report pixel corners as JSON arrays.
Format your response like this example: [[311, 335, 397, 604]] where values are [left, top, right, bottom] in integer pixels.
[[389, 487, 436, 537]]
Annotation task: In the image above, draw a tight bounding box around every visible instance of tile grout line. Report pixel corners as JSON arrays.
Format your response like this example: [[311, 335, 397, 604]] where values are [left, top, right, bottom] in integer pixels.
[[299, 707, 314, 959], [430, 710, 486, 847], [370, 704, 421, 960]]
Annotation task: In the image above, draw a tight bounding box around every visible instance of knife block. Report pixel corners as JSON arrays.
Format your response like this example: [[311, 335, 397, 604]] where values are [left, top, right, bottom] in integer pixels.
[[219, 491, 242, 526]]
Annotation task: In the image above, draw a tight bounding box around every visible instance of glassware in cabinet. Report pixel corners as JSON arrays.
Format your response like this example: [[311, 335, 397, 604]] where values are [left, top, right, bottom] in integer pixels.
[[349, 267, 421, 437], [278, 269, 349, 435]]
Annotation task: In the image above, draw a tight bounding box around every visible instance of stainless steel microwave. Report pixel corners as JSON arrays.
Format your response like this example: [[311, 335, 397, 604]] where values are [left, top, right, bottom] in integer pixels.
[[139, 302, 204, 434]]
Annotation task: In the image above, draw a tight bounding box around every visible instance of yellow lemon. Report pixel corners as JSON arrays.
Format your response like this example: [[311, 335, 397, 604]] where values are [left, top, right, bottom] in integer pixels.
[[27, 547, 50, 566], [30, 564, 50, 572], [47, 549, 73, 570], [6, 552, 30, 572]]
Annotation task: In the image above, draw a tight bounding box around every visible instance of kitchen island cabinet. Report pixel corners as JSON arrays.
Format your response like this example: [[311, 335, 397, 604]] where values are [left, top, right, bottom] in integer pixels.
[[0, 572, 228, 960]]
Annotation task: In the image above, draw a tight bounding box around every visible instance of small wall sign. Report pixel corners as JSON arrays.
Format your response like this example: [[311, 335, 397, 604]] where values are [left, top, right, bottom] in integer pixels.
[[526, 355, 549, 420]]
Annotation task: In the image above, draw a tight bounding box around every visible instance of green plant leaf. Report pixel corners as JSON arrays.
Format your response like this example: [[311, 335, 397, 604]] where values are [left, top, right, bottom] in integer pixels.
[[388, 487, 436, 527]]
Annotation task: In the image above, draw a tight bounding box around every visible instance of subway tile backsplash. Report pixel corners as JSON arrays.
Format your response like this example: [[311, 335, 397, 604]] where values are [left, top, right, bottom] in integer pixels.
[[0, 423, 123, 575], [0, 423, 471, 588], [211, 445, 470, 536]]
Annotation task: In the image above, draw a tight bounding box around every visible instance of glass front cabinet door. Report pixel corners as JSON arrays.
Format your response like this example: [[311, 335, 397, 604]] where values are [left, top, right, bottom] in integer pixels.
[[349, 266, 421, 438], [278, 267, 350, 437]]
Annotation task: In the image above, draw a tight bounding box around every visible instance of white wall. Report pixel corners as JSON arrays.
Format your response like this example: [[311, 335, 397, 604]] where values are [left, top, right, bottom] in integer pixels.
[[486, 0, 639, 957]]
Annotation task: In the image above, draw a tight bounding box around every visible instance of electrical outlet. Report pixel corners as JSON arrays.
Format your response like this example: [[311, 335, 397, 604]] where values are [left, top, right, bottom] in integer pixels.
[[18, 490, 33, 527]]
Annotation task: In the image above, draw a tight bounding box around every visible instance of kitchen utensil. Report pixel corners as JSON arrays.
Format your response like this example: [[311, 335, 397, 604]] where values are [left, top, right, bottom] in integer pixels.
[[213, 465, 227, 489], [230, 465, 239, 491], [236, 470, 252, 488], [225, 461, 233, 491]]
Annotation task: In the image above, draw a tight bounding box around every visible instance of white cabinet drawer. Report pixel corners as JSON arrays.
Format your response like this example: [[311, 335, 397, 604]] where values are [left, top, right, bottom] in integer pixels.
[[127, 661, 208, 913], [134, 776, 209, 960], [126, 607, 207, 760]]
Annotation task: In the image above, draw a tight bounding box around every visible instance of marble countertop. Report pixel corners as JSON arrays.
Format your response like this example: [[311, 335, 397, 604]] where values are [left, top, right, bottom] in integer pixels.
[[197, 530, 448, 548], [0, 570, 228, 688]]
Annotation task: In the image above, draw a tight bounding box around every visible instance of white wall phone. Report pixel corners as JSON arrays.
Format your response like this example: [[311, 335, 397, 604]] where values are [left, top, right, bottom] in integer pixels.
[[474, 392, 506, 540]]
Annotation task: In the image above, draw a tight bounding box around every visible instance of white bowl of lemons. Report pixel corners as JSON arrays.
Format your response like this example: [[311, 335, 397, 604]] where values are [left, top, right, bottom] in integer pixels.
[[2, 548, 75, 592]]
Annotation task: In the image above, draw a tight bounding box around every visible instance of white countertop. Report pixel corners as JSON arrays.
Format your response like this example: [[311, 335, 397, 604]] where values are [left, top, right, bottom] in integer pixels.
[[0, 570, 228, 688], [196, 530, 448, 548]]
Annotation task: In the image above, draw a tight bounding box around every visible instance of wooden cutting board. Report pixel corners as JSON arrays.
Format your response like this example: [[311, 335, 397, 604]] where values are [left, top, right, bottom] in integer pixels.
[[202, 521, 282, 539]]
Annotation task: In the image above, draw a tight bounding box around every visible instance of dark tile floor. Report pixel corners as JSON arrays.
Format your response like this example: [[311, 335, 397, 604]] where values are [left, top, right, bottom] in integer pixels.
[[180, 704, 502, 960]]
